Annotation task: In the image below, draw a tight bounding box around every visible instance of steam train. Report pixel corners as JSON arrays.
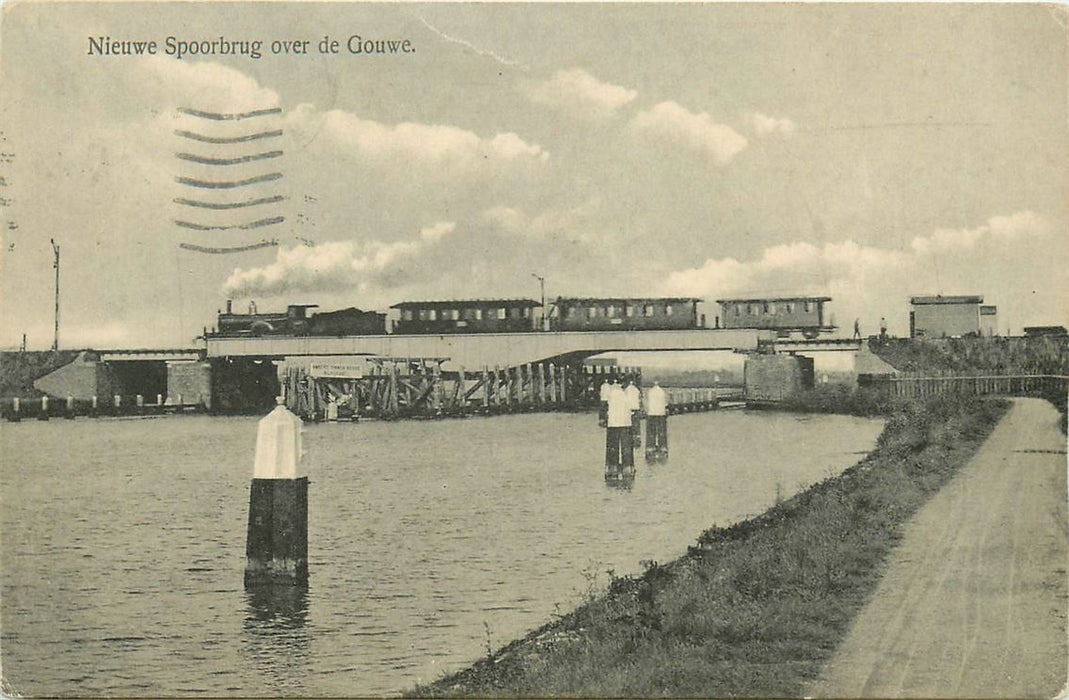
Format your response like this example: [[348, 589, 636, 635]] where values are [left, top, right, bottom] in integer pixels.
[[208, 295, 834, 338]]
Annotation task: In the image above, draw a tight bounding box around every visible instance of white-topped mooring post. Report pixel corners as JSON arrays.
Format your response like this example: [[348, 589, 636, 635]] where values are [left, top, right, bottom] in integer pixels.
[[645, 381, 669, 461], [605, 382, 634, 483], [38, 395, 49, 421], [245, 397, 308, 587], [10, 396, 21, 422], [598, 380, 611, 427], [65, 395, 75, 419]]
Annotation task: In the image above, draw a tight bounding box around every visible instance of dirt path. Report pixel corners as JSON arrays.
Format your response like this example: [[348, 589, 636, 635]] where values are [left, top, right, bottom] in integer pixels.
[[808, 398, 1068, 699]]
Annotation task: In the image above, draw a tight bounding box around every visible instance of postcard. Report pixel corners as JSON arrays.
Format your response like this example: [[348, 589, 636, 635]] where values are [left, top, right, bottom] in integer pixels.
[[1, 2, 1066, 697]]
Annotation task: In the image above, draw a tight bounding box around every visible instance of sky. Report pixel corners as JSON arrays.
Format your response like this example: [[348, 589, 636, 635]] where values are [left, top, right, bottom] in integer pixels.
[[1, 2, 1066, 348]]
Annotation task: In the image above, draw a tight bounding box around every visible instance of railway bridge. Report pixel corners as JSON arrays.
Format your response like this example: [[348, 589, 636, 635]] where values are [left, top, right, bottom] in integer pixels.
[[204, 328, 773, 368]]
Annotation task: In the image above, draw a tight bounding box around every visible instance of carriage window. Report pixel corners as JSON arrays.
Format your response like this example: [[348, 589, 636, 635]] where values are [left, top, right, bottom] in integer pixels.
[[496, 308, 506, 320], [607, 305, 617, 318], [428, 309, 438, 321], [666, 304, 673, 316], [804, 301, 811, 313], [567, 307, 576, 318], [475, 308, 484, 320], [402, 309, 413, 321], [734, 304, 741, 316], [762, 303, 770, 314], [625, 305, 634, 317], [643, 304, 654, 316], [588, 306, 598, 318], [786, 303, 794, 314]]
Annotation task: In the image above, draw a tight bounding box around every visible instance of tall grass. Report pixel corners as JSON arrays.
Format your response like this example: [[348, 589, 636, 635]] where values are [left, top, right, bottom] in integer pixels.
[[410, 394, 1007, 697]]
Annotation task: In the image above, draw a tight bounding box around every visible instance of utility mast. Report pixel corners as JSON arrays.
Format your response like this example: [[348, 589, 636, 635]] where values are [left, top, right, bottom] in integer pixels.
[[50, 238, 59, 351]]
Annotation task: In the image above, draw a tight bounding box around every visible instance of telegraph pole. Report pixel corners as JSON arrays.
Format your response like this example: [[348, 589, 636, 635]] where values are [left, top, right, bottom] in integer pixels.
[[50, 238, 59, 351], [531, 273, 546, 331]]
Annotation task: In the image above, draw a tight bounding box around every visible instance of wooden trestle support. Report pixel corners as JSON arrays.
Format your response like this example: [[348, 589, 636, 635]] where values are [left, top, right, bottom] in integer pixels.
[[281, 358, 641, 422]]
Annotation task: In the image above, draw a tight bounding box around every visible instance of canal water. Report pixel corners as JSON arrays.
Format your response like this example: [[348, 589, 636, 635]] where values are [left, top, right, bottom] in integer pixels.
[[1, 410, 883, 696]]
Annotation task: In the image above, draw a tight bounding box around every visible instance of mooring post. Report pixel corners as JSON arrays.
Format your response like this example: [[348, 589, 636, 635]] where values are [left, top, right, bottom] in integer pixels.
[[625, 380, 642, 447], [113, 394, 122, 416], [559, 366, 567, 405], [38, 395, 49, 421], [482, 367, 490, 409], [136, 394, 144, 415], [548, 364, 557, 405], [605, 384, 634, 483], [432, 364, 443, 415], [10, 396, 21, 422], [598, 379, 610, 426], [645, 381, 669, 461], [65, 395, 75, 419], [523, 364, 533, 407], [245, 397, 308, 588]]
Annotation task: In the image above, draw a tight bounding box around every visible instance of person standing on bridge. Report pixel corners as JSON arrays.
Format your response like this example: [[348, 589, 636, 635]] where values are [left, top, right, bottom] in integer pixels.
[[853, 318, 861, 340], [880, 317, 888, 338]]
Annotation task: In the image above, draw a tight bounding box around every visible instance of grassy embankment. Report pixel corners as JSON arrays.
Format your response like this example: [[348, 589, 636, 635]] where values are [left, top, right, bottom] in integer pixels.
[[412, 393, 1008, 697], [0, 350, 80, 397]]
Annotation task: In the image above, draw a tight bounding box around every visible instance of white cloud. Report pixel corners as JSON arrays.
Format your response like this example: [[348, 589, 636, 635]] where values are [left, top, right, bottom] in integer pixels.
[[631, 101, 748, 165], [420, 221, 456, 242], [224, 221, 455, 298], [749, 112, 796, 137], [527, 68, 638, 120], [662, 212, 1062, 334], [480, 198, 609, 243], [287, 104, 548, 175], [141, 57, 281, 113], [910, 210, 1051, 255]]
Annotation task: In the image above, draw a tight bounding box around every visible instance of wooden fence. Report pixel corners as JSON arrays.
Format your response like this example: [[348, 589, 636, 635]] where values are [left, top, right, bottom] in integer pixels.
[[858, 371, 1069, 399]]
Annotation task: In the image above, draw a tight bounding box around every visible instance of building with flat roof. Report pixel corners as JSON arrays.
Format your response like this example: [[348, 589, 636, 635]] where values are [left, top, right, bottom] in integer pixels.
[[979, 305, 998, 337], [909, 295, 984, 338]]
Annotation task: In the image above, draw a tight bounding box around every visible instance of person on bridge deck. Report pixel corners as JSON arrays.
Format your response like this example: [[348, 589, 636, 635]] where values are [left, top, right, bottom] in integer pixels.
[[853, 318, 862, 340], [880, 316, 888, 337]]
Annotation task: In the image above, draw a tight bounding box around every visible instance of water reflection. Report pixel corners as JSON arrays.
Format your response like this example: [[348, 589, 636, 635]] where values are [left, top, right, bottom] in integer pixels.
[[604, 472, 635, 491], [242, 584, 310, 694], [245, 583, 309, 628]]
